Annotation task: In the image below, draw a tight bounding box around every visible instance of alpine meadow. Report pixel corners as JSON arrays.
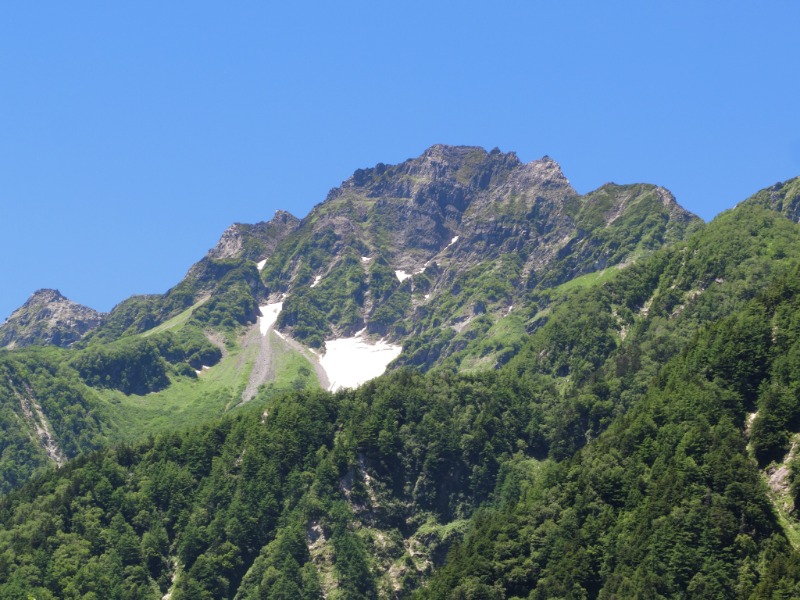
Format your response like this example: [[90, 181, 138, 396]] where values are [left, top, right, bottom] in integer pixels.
[[4, 146, 800, 599]]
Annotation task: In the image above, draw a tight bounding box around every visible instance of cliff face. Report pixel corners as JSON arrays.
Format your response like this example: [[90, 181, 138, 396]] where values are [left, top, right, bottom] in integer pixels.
[[207, 210, 300, 261], [259, 145, 700, 363], [0, 289, 105, 349]]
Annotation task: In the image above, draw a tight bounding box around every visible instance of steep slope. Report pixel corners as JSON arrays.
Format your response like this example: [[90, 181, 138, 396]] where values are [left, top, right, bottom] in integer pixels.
[[0, 289, 104, 349], [740, 176, 800, 222], [262, 145, 700, 371], [82, 210, 298, 344]]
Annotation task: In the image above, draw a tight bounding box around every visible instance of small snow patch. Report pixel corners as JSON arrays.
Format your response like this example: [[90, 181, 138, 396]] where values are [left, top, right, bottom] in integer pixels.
[[395, 270, 411, 282], [320, 335, 402, 392], [256, 259, 267, 271], [361, 256, 372, 262], [310, 275, 322, 288], [258, 303, 283, 335], [447, 235, 459, 247], [424, 294, 430, 299]]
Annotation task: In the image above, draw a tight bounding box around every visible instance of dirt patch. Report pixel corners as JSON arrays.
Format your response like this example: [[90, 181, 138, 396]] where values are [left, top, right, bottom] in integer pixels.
[[204, 330, 229, 358], [240, 325, 276, 403], [10, 380, 65, 467]]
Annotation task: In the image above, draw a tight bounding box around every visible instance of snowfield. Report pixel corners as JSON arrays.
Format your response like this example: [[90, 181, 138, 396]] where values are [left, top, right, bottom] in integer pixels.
[[256, 304, 400, 392], [320, 333, 402, 392], [258, 303, 283, 335]]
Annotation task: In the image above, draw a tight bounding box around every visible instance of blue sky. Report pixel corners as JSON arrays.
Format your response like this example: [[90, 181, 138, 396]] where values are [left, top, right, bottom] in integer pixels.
[[2, 2, 799, 320]]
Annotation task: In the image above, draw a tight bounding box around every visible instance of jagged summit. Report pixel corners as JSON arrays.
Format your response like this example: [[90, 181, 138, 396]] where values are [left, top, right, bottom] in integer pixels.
[[331, 144, 570, 204], [260, 145, 700, 358], [207, 210, 300, 261], [25, 288, 66, 304], [0, 288, 104, 349]]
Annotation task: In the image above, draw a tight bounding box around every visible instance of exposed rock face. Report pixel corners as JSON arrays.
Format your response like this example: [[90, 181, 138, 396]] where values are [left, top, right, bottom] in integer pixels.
[[740, 177, 800, 222], [261, 144, 701, 362], [318, 145, 570, 265], [0, 289, 105, 349], [307, 145, 697, 278], [207, 210, 300, 261]]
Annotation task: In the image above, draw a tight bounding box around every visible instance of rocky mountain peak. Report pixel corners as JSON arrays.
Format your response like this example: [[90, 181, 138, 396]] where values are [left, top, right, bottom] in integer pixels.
[[26, 288, 66, 304], [0, 289, 104, 349], [209, 224, 248, 260], [207, 210, 300, 262], [417, 144, 522, 172], [331, 145, 527, 203]]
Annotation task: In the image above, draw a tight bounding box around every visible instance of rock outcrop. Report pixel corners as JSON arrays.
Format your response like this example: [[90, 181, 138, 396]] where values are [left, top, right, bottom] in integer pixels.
[[207, 210, 300, 261], [0, 289, 104, 349]]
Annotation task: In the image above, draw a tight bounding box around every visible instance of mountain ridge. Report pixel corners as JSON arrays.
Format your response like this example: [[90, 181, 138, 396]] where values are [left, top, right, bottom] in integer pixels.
[[0, 144, 700, 359]]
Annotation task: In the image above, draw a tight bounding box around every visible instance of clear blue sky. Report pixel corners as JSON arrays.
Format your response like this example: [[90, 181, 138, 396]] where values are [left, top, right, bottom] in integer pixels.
[[2, 2, 799, 320]]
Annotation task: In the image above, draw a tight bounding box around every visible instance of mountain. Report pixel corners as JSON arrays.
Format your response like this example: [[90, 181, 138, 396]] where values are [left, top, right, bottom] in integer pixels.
[[4, 146, 800, 598], [1, 145, 699, 385], [0, 145, 701, 495], [260, 145, 699, 364], [0, 288, 104, 349]]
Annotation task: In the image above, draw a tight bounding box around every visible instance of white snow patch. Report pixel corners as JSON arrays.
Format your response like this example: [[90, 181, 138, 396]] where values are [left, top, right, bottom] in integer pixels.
[[447, 235, 459, 247], [395, 270, 411, 282], [256, 259, 267, 271], [415, 266, 426, 275], [258, 302, 283, 335], [310, 275, 322, 288], [424, 294, 430, 299], [361, 256, 372, 262], [274, 330, 286, 340], [320, 335, 402, 392]]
